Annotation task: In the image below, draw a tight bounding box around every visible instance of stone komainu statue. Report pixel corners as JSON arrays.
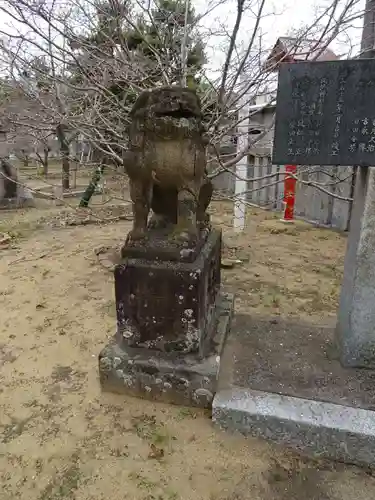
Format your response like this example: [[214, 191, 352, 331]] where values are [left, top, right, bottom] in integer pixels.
[[0, 158, 18, 199], [123, 86, 212, 243], [0, 158, 34, 207]]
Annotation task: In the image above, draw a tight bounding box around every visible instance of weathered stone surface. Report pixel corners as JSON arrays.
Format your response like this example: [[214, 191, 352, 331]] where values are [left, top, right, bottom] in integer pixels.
[[0, 158, 35, 208], [99, 292, 234, 408], [115, 229, 222, 355], [98, 89, 235, 409], [1, 158, 17, 199], [213, 387, 375, 467], [122, 86, 211, 244], [213, 313, 375, 466], [336, 167, 375, 368], [273, 58, 375, 167], [120, 225, 211, 263], [218, 314, 375, 408], [150, 178, 213, 228]]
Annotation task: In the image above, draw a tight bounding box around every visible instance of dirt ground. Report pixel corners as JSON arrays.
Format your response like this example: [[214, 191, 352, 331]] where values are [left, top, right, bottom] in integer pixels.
[[1, 198, 375, 500]]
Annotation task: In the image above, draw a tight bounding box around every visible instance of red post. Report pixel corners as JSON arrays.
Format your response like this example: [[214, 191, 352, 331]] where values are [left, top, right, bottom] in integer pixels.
[[282, 164, 297, 221]]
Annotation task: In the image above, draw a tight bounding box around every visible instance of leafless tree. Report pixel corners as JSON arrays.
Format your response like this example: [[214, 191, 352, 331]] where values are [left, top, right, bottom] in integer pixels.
[[0, 0, 365, 205]]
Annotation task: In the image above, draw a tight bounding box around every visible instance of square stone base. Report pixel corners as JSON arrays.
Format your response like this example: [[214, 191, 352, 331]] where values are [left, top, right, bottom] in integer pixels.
[[213, 314, 375, 467], [99, 292, 234, 408], [115, 229, 222, 355]]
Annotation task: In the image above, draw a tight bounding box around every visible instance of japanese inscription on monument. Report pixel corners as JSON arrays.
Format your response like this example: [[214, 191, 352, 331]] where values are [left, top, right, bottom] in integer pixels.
[[272, 59, 375, 166]]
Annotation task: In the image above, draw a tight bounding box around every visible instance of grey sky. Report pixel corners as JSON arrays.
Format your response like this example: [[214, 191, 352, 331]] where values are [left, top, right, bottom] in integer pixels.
[[0, 0, 366, 80], [196, 0, 365, 77]]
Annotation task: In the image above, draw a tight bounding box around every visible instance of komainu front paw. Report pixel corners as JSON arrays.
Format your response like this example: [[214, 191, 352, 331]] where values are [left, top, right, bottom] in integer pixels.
[[179, 230, 198, 244], [148, 213, 170, 230], [169, 224, 199, 245], [127, 228, 147, 243]]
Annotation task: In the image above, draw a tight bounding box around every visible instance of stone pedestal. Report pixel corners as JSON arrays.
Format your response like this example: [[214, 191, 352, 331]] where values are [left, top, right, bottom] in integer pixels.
[[336, 167, 375, 368], [213, 314, 375, 467], [99, 229, 234, 408]]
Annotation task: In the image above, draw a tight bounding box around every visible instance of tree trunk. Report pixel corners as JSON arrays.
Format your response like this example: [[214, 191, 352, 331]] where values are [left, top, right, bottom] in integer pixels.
[[43, 148, 49, 177], [361, 0, 375, 58], [79, 164, 105, 207], [22, 155, 29, 168], [57, 124, 70, 190]]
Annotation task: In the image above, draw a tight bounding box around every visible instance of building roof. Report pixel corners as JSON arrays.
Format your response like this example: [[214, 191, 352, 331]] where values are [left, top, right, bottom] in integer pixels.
[[264, 36, 339, 71], [248, 102, 276, 112]]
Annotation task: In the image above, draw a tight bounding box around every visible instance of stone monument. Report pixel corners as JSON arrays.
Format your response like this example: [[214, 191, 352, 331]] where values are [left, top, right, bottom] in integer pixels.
[[212, 56, 375, 468], [0, 157, 34, 208], [271, 58, 375, 367], [98, 86, 234, 408]]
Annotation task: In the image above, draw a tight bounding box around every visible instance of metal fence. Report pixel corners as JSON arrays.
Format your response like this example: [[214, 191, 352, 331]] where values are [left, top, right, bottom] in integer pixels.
[[212, 160, 354, 231], [245, 160, 354, 230]]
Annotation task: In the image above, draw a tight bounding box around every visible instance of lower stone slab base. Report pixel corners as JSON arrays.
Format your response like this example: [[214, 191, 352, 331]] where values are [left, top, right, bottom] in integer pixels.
[[212, 314, 375, 467], [212, 387, 375, 467], [98, 293, 234, 409]]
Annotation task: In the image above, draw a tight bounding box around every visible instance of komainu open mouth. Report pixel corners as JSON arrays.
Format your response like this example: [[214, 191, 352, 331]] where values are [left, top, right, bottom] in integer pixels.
[[156, 109, 198, 120]]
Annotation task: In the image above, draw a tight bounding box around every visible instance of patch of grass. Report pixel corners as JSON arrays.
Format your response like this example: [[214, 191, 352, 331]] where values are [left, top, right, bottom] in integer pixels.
[[271, 293, 281, 308], [260, 223, 314, 237], [259, 225, 289, 235], [164, 491, 178, 500], [109, 446, 129, 458], [131, 413, 171, 446], [261, 290, 282, 309], [175, 407, 197, 420], [1, 416, 33, 444], [153, 428, 170, 446], [51, 365, 73, 382], [39, 460, 81, 500], [311, 263, 340, 280], [296, 287, 338, 314], [264, 212, 281, 220], [240, 275, 339, 315], [35, 458, 44, 475], [0, 220, 39, 240], [100, 299, 117, 317], [128, 472, 159, 491], [128, 473, 179, 500], [247, 282, 285, 310]]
